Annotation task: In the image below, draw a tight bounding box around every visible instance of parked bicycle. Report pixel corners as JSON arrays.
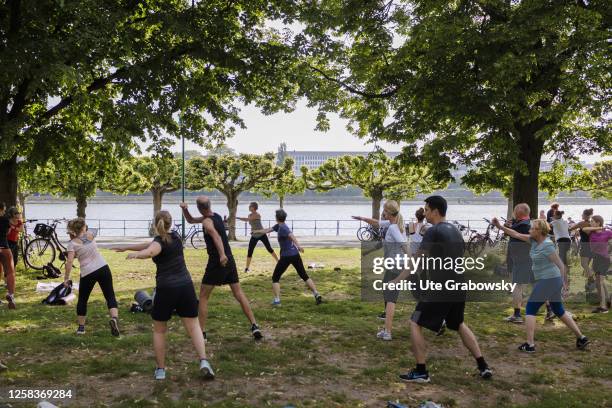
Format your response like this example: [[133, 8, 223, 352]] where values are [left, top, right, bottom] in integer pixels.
[[171, 223, 206, 249], [24, 219, 69, 270], [17, 219, 38, 270], [356, 224, 384, 242], [466, 218, 507, 257]]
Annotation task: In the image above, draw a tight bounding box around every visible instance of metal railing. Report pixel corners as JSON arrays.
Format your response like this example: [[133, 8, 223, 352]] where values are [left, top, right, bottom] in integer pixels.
[[25, 218, 558, 238]]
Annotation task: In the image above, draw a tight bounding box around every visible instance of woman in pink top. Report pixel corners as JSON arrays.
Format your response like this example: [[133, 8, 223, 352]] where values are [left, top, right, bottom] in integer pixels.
[[583, 215, 612, 313], [64, 218, 120, 336]]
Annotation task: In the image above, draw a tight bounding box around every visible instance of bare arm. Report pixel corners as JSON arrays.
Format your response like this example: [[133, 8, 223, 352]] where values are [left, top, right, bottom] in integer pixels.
[[289, 233, 303, 253], [180, 203, 204, 224], [492, 218, 530, 242], [64, 251, 75, 285], [113, 242, 151, 252], [352, 215, 380, 227], [253, 227, 274, 235], [203, 218, 228, 265], [581, 226, 603, 233], [548, 252, 567, 287], [126, 241, 162, 259], [569, 220, 588, 232], [236, 216, 249, 222]]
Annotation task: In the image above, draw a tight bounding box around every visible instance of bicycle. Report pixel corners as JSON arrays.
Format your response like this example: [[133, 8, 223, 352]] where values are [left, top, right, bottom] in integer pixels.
[[466, 218, 507, 257], [171, 223, 206, 249], [356, 225, 384, 242], [24, 219, 69, 270], [17, 219, 38, 270]]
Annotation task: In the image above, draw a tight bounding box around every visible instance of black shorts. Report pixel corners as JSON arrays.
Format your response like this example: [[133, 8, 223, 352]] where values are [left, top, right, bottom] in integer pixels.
[[151, 284, 199, 321], [202, 257, 239, 286], [580, 242, 592, 259], [411, 301, 465, 332], [592, 254, 610, 276], [557, 238, 571, 265]]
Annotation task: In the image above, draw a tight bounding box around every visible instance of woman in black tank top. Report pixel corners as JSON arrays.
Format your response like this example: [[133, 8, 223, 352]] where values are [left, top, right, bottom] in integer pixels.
[[114, 210, 214, 381]]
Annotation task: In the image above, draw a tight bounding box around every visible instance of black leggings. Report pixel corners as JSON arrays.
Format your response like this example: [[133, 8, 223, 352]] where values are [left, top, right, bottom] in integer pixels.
[[557, 238, 571, 265], [8, 241, 18, 267], [77, 265, 118, 316], [272, 254, 310, 283], [247, 234, 274, 258]]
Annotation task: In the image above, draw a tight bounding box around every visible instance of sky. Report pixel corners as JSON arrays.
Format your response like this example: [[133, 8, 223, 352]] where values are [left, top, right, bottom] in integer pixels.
[[168, 101, 607, 164]]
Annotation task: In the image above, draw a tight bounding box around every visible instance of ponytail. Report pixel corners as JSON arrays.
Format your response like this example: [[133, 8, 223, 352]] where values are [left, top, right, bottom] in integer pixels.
[[154, 210, 172, 244], [397, 213, 405, 234], [383, 200, 404, 233]]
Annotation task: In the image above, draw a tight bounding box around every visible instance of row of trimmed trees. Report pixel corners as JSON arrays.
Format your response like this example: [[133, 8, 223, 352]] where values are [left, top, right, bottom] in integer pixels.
[[18, 148, 611, 240]]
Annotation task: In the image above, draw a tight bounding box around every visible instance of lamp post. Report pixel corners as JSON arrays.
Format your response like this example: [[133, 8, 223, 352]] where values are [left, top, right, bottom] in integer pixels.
[[181, 134, 186, 240]]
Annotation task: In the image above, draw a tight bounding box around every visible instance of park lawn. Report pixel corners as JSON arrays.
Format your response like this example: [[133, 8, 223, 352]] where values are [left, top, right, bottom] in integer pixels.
[[0, 247, 610, 408]]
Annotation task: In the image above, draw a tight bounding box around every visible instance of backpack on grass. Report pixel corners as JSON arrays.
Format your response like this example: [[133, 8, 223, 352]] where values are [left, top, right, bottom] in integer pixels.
[[42, 281, 72, 305]]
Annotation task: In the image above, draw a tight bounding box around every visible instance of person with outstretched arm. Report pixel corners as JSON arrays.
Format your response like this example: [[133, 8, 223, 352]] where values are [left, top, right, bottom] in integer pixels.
[[237, 202, 278, 273], [492, 217, 589, 353], [180, 197, 263, 342], [114, 210, 214, 380], [254, 209, 322, 306], [581, 215, 612, 313]]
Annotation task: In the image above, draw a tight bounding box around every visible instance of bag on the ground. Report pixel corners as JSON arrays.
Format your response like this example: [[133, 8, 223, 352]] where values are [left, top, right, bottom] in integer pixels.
[[42, 263, 62, 279], [42, 281, 72, 305]]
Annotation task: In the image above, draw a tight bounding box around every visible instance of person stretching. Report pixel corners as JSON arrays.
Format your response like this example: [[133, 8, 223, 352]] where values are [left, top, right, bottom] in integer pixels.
[[181, 197, 263, 341], [582, 216, 612, 313], [492, 218, 589, 353], [64, 218, 119, 336], [0, 203, 16, 309], [255, 209, 322, 306], [569, 208, 594, 290], [237, 202, 278, 272], [114, 211, 214, 380], [352, 200, 408, 341]]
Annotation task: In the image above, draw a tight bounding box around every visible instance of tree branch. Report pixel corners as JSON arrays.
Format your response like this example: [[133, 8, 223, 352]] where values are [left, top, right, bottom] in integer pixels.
[[309, 65, 399, 99]]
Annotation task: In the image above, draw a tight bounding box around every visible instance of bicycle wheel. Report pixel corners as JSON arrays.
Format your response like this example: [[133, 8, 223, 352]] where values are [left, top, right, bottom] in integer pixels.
[[25, 238, 56, 270], [467, 235, 487, 257], [190, 230, 207, 249]]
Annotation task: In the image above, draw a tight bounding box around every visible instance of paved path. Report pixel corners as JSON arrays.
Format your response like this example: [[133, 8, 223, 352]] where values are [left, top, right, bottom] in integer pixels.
[[95, 236, 361, 248]]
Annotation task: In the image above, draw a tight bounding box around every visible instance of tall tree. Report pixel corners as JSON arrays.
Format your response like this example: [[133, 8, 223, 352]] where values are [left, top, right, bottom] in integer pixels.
[[187, 153, 294, 240], [111, 156, 182, 221], [16, 160, 54, 218], [298, 0, 611, 214], [0, 0, 306, 206], [302, 151, 446, 219]]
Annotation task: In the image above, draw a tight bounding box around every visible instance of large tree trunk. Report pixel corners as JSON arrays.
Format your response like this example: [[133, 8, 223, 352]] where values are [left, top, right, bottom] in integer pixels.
[[0, 156, 18, 207], [226, 192, 239, 241], [279, 194, 284, 209], [512, 129, 544, 218], [18, 192, 28, 219], [76, 190, 88, 218], [506, 194, 513, 220], [150, 188, 164, 236], [371, 191, 383, 220]]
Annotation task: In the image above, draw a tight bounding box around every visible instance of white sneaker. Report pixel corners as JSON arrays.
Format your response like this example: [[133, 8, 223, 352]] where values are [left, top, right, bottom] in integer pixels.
[[376, 329, 392, 341], [154, 368, 166, 380], [199, 359, 215, 380]]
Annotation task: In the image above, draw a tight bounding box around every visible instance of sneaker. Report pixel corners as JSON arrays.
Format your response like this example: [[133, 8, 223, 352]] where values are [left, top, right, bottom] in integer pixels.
[[154, 368, 166, 380], [6, 295, 15, 310], [109, 318, 120, 337], [0, 361, 7, 371], [591, 307, 609, 314], [251, 324, 263, 341], [271, 299, 281, 306], [504, 315, 523, 323], [376, 329, 392, 341], [576, 336, 590, 350], [315, 294, 323, 305], [199, 359, 215, 380], [76, 325, 86, 335], [479, 367, 493, 379], [399, 369, 430, 383], [436, 321, 446, 337], [377, 312, 386, 320], [518, 342, 536, 353], [244, 268, 249, 273]]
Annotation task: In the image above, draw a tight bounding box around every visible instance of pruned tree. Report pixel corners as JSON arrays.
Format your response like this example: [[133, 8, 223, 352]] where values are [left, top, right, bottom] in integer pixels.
[[187, 153, 294, 240], [302, 151, 446, 220]]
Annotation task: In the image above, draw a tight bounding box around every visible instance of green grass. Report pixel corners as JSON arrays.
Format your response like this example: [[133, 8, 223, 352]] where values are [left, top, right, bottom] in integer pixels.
[[0, 248, 610, 407]]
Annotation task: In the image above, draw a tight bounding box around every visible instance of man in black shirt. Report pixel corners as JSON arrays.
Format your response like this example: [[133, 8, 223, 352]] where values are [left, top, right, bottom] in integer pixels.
[[393, 196, 492, 383], [181, 196, 263, 341]]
